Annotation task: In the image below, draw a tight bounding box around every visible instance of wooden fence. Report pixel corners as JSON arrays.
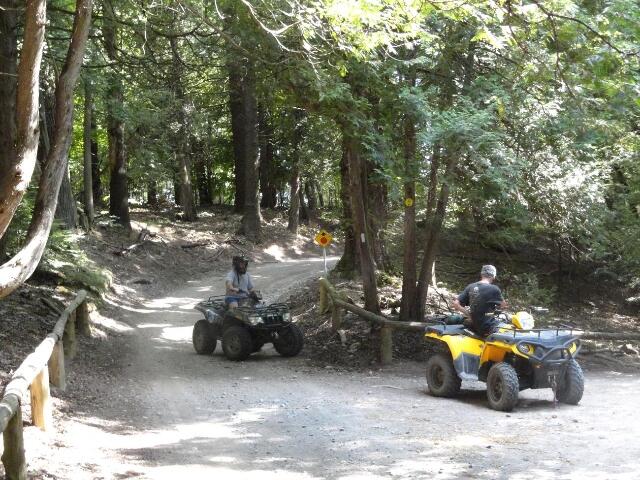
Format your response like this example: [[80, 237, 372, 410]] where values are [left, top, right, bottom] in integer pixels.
[[319, 278, 640, 365], [318, 278, 428, 364], [0, 290, 90, 480]]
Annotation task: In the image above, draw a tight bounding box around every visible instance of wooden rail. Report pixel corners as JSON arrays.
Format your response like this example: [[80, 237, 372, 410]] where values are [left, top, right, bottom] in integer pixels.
[[319, 279, 640, 364], [319, 278, 428, 365], [0, 290, 89, 480]]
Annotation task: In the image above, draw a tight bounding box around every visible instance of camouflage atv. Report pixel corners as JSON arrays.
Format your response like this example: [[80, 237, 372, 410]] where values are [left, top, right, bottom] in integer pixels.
[[192, 292, 303, 361]]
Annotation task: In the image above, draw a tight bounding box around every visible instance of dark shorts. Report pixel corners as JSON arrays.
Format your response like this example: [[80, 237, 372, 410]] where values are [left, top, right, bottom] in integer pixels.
[[224, 295, 247, 305]]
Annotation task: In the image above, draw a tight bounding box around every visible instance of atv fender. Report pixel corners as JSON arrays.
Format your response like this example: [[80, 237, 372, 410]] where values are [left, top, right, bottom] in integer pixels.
[[425, 332, 484, 380]]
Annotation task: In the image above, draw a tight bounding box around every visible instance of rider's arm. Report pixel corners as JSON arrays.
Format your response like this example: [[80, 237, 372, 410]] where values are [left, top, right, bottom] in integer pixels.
[[247, 274, 255, 293], [225, 280, 239, 294], [452, 298, 469, 317], [453, 285, 471, 316]]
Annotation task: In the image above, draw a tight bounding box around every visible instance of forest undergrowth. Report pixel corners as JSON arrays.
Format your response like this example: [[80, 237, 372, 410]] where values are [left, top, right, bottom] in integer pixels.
[[2, 206, 639, 392], [290, 226, 640, 373]]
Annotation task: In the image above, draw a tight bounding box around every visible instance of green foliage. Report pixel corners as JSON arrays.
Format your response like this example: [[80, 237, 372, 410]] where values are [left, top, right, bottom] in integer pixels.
[[32, 0, 640, 296], [41, 227, 112, 294], [503, 272, 558, 308]]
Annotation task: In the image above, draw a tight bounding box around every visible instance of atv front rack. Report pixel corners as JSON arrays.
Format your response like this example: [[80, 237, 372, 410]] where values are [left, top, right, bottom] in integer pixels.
[[487, 329, 582, 366]]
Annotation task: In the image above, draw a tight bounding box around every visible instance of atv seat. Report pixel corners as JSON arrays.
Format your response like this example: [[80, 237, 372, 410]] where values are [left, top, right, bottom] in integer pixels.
[[425, 324, 484, 340]]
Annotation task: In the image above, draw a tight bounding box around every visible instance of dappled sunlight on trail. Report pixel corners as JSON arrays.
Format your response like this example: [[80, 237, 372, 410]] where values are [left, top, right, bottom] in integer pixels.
[[16, 257, 640, 479]]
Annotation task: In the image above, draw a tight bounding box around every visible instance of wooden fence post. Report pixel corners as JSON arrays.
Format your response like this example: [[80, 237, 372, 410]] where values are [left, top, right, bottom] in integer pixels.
[[1, 404, 27, 480], [331, 306, 343, 332], [76, 300, 91, 336], [380, 327, 393, 365], [63, 310, 77, 359], [30, 368, 52, 431], [319, 281, 329, 315], [48, 340, 66, 390]]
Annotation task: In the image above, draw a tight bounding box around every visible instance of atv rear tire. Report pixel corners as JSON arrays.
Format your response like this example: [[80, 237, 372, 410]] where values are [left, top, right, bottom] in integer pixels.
[[222, 326, 253, 361], [273, 324, 304, 357], [193, 319, 217, 355], [426, 353, 461, 397], [556, 359, 584, 405], [487, 362, 519, 411]]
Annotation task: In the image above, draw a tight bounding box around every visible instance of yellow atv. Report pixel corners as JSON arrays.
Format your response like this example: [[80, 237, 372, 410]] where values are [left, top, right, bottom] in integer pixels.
[[424, 310, 584, 411]]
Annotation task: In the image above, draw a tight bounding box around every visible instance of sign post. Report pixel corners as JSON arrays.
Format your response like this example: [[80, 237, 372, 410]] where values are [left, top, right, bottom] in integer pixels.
[[314, 229, 333, 275]]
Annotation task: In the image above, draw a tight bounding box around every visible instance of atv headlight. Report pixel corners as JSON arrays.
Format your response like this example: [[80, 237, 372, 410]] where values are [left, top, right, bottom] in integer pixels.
[[248, 315, 263, 325], [517, 343, 533, 355], [282, 312, 291, 322]]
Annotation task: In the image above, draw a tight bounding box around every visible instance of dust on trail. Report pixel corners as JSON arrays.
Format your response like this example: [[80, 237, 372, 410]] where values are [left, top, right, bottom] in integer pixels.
[[9, 258, 640, 480]]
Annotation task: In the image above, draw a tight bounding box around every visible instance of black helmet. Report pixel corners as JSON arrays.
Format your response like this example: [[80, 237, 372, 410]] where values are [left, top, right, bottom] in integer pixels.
[[232, 255, 249, 274]]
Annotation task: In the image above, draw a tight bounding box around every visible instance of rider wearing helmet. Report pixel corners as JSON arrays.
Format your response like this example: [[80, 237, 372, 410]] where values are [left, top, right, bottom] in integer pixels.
[[225, 256, 256, 309]]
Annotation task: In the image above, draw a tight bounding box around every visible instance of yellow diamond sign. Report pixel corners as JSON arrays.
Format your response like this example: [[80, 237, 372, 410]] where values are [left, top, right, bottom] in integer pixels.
[[315, 230, 333, 248]]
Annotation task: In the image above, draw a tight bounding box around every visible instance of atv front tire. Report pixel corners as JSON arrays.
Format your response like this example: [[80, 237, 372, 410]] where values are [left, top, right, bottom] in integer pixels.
[[273, 324, 304, 357], [487, 362, 519, 411], [425, 353, 461, 397], [556, 359, 584, 405], [222, 326, 253, 361], [193, 319, 217, 355]]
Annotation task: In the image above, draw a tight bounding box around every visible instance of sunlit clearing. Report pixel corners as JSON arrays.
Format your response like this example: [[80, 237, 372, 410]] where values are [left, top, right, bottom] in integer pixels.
[[388, 457, 469, 479], [102, 296, 160, 314], [137, 323, 169, 329], [207, 456, 236, 463], [145, 296, 200, 309], [90, 310, 134, 332], [264, 244, 286, 261], [145, 465, 321, 480], [231, 406, 279, 425], [159, 326, 192, 342]]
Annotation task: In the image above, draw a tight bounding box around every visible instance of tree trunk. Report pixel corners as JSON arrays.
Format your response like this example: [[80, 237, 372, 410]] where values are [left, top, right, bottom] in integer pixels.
[[237, 60, 261, 239], [345, 134, 380, 314], [82, 78, 94, 225], [170, 37, 197, 221], [305, 182, 318, 212], [55, 165, 78, 229], [400, 117, 418, 321], [298, 187, 309, 224], [366, 163, 390, 271], [194, 141, 211, 207], [334, 137, 359, 276], [0, 0, 46, 241], [259, 108, 277, 209], [147, 181, 158, 206], [228, 57, 246, 213], [415, 150, 456, 320], [104, 3, 130, 229], [0, 0, 18, 259], [287, 110, 305, 234], [0, 0, 17, 183], [0, 0, 92, 299], [315, 180, 324, 208], [287, 166, 301, 233], [90, 107, 101, 207]]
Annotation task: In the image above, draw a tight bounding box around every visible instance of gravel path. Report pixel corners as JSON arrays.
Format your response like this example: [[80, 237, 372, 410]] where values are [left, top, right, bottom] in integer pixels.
[[9, 258, 640, 479]]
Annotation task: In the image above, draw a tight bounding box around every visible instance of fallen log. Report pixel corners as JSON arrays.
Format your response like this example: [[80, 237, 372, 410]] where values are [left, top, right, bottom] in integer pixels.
[[180, 241, 211, 249], [332, 298, 427, 332]]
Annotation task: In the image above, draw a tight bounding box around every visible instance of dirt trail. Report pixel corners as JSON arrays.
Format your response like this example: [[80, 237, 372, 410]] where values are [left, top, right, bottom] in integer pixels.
[[9, 258, 640, 480]]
